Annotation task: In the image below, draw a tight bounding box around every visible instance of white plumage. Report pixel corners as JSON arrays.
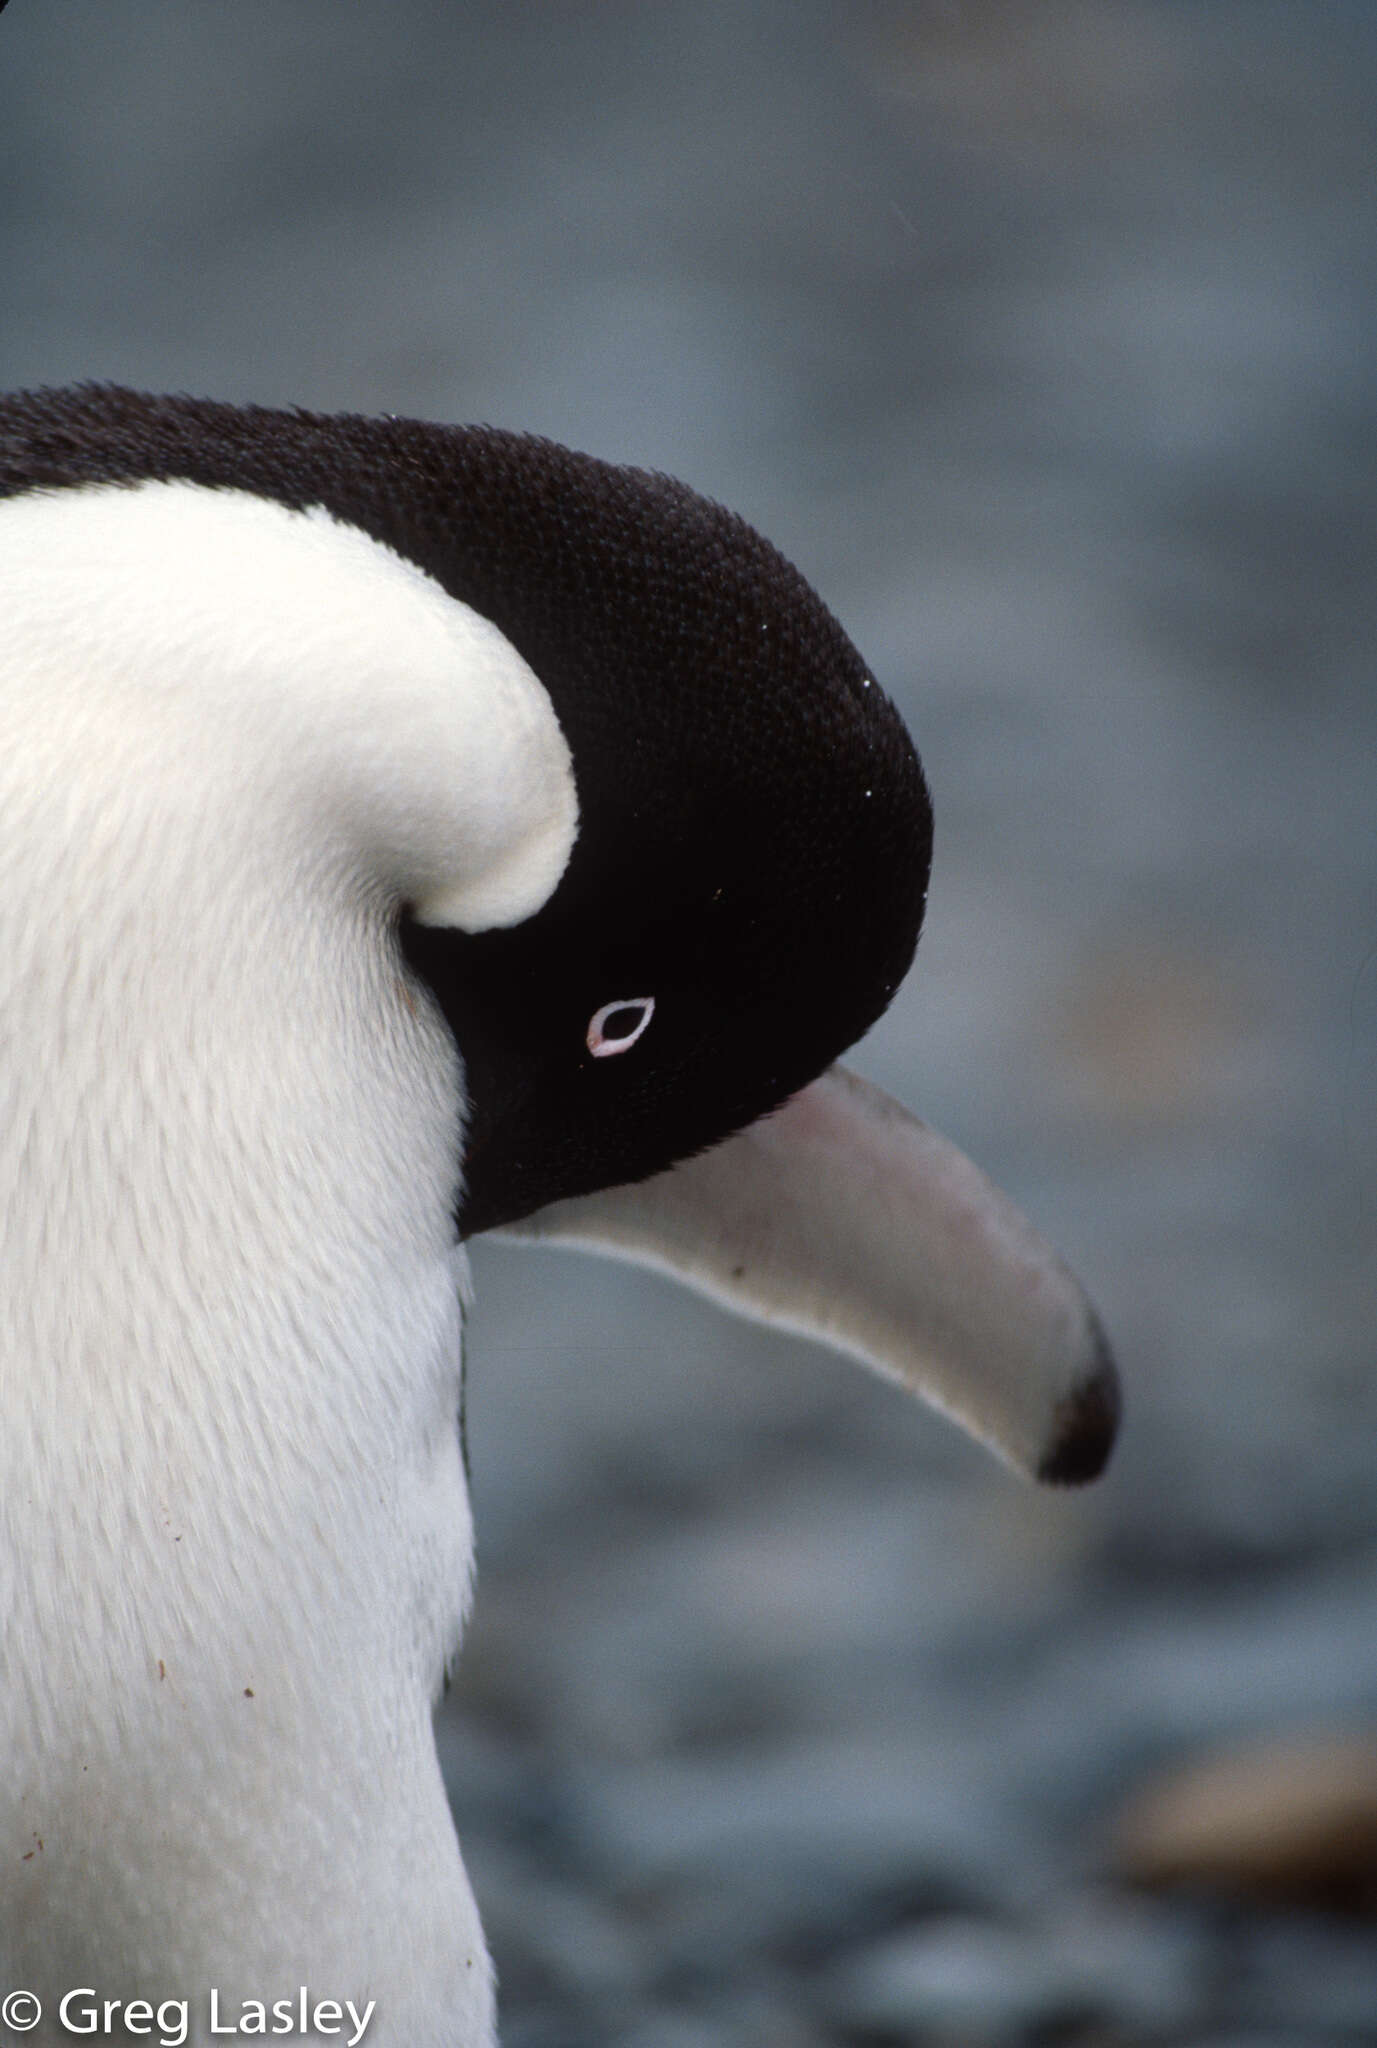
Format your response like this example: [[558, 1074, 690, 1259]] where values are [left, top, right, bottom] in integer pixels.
[[0, 482, 575, 2040]]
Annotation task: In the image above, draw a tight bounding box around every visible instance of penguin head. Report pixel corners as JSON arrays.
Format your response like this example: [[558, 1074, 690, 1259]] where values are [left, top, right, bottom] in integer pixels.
[[0, 389, 932, 1234], [397, 438, 933, 1234]]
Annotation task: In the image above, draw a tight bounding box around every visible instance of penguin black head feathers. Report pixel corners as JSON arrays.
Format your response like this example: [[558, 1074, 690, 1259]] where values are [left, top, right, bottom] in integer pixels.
[[0, 385, 932, 1235]]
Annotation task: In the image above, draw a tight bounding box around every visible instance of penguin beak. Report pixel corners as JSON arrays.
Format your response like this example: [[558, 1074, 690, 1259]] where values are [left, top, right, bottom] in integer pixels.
[[495, 1063, 1119, 1485]]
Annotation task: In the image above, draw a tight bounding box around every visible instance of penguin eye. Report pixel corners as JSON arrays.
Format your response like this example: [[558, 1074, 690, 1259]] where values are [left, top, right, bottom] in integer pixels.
[[587, 996, 655, 1059]]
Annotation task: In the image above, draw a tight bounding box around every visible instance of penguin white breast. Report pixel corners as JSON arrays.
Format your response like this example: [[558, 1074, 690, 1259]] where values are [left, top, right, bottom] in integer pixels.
[[0, 478, 576, 2020]]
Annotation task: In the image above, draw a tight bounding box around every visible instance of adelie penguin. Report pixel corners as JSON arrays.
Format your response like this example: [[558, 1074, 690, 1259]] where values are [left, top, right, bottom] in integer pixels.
[[0, 386, 1118, 2046]]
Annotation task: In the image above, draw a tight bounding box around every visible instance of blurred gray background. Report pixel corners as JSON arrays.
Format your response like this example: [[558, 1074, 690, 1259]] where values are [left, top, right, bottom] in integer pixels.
[[4, 4, 1376, 2042]]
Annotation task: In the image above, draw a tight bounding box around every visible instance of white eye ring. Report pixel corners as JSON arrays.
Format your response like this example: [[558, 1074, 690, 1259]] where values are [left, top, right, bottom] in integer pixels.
[[587, 996, 655, 1058]]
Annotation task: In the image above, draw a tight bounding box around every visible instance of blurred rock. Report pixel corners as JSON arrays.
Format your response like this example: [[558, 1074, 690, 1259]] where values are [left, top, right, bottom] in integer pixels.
[[1114, 1730, 1377, 1913], [1225, 1909, 1377, 2034], [824, 1889, 1205, 2039], [825, 1916, 1076, 2039]]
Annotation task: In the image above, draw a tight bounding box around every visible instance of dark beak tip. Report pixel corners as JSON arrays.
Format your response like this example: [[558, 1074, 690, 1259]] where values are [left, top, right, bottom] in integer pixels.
[[1035, 1315, 1122, 1487]]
